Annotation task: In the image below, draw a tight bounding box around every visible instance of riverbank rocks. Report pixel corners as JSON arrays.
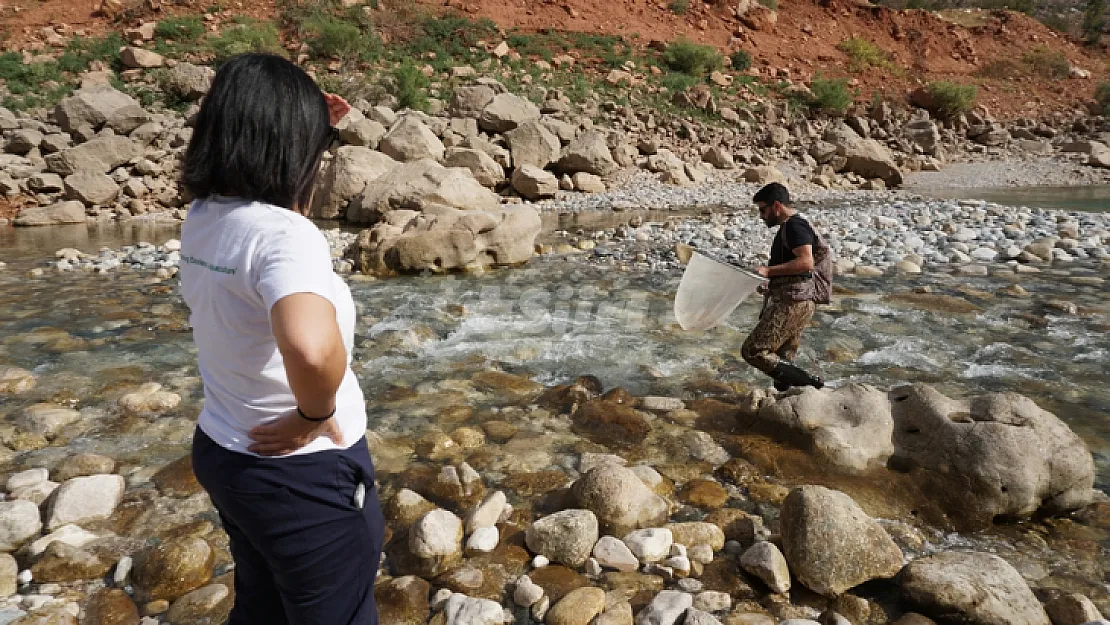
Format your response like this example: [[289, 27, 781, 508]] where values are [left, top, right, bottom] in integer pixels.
[[349, 203, 541, 275], [411, 509, 464, 565], [739, 541, 791, 594], [0, 500, 42, 550], [118, 382, 181, 414], [505, 120, 561, 169], [780, 486, 904, 596], [64, 171, 119, 206], [442, 593, 505, 625], [1044, 594, 1103, 625], [17, 403, 80, 439], [548, 587, 606, 625], [636, 590, 693, 625], [45, 135, 139, 176], [45, 474, 125, 530], [443, 148, 505, 188], [525, 509, 599, 567], [165, 583, 231, 624], [570, 400, 651, 448], [593, 535, 640, 571], [888, 384, 1095, 529], [13, 201, 85, 226], [347, 159, 500, 223], [571, 464, 670, 536], [30, 541, 111, 582], [311, 146, 398, 219], [82, 588, 139, 625], [747, 384, 894, 473], [54, 86, 139, 133], [0, 366, 35, 394], [557, 130, 618, 176], [132, 536, 214, 602], [901, 551, 1049, 625], [511, 165, 559, 200], [380, 116, 446, 162], [479, 93, 541, 133]]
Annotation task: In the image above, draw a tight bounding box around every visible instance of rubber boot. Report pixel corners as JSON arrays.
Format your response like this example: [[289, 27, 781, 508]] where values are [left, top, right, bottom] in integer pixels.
[[770, 361, 824, 390]]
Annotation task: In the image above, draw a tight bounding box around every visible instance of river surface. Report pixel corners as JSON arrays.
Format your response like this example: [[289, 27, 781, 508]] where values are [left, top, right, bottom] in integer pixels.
[[930, 185, 1110, 213], [1, 217, 1108, 607]]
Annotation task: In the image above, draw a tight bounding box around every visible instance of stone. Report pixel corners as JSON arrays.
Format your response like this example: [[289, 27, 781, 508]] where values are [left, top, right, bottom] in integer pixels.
[[118, 383, 180, 414], [53, 453, 115, 482], [411, 509, 463, 561], [684, 609, 724, 625], [505, 120, 561, 169], [82, 588, 139, 625], [665, 523, 725, 551], [742, 166, 785, 184], [28, 173, 65, 193], [442, 593, 505, 625], [25, 524, 99, 558], [570, 400, 650, 448], [975, 128, 1010, 146], [64, 172, 119, 206], [571, 464, 670, 536], [6, 468, 49, 492], [547, 587, 606, 625], [120, 47, 163, 68], [780, 486, 903, 596], [839, 138, 902, 186], [151, 455, 201, 498], [572, 172, 605, 193], [1044, 594, 1102, 625], [466, 491, 507, 533], [54, 87, 139, 132], [479, 93, 540, 133], [889, 384, 1095, 528], [5, 129, 44, 155], [557, 130, 618, 176], [311, 146, 398, 218], [162, 63, 215, 101], [635, 590, 692, 625], [375, 576, 431, 625], [678, 479, 728, 508], [30, 541, 111, 582], [338, 118, 387, 148], [623, 529, 673, 563], [46, 136, 139, 176], [513, 575, 544, 607], [593, 536, 639, 572], [693, 591, 730, 613], [132, 536, 214, 602], [525, 509, 598, 568], [0, 367, 35, 394], [347, 159, 499, 223], [450, 86, 497, 119], [510, 165, 558, 200], [0, 500, 42, 551], [14, 201, 86, 226], [443, 148, 505, 188], [902, 551, 1049, 625], [466, 526, 498, 553], [739, 542, 791, 594], [750, 384, 894, 473], [903, 119, 941, 155], [380, 116, 446, 162], [703, 147, 735, 169], [17, 403, 80, 438], [42, 474, 121, 530], [165, 584, 230, 625], [0, 554, 16, 596]]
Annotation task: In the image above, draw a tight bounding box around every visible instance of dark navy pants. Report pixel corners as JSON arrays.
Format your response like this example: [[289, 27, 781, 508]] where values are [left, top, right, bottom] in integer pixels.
[[192, 427, 385, 625]]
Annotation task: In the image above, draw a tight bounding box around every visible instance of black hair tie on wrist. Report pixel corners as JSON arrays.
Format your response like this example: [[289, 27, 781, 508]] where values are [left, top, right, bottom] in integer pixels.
[[296, 406, 336, 423]]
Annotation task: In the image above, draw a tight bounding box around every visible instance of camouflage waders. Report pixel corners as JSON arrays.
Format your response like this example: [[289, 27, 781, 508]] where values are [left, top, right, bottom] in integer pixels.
[[741, 293, 816, 375]]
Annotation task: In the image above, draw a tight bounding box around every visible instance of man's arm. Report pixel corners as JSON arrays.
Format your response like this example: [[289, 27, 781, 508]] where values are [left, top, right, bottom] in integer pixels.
[[757, 244, 814, 278]]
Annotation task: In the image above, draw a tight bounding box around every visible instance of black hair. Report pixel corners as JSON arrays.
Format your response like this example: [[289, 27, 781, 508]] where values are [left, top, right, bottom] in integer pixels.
[[182, 53, 332, 210], [753, 182, 792, 207]]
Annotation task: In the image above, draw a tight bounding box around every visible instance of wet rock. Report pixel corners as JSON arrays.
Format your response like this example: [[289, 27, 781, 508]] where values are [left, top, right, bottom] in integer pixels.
[[1044, 593, 1102, 625], [635, 590, 692, 625], [375, 576, 430, 625], [529, 565, 588, 603], [0, 553, 16, 596], [409, 509, 463, 575], [902, 551, 1049, 625], [548, 587, 606, 625], [0, 500, 42, 551], [749, 384, 894, 473], [30, 541, 111, 582], [45, 474, 125, 530], [597, 599, 635, 625], [889, 384, 1096, 528], [52, 454, 115, 482], [557, 130, 618, 176], [684, 608, 724, 625], [466, 491, 507, 533], [593, 535, 639, 572], [570, 400, 651, 449], [0, 366, 35, 394], [25, 524, 99, 558], [513, 575, 543, 607], [505, 120, 561, 169], [54, 87, 139, 132], [472, 371, 544, 400], [14, 202, 86, 226], [885, 293, 982, 314], [665, 523, 725, 551], [571, 464, 670, 536], [82, 588, 139, 625], [677, 480, 728, 509], [118, 383, 181, 414], [481, 421, 517, 443], [380, 116, 446, 162], [132, 536, 214, 602], [17, 404, 80, 439], [739, 542, 790, 594], [623, 528, 672, 562], [780, 486, 903, 596], [479, 93, 540, 133], [386, 489, 438, 526], [165, 584, 231, 625], [45, 136, 139, 176], [441, 593, 505, 625], [525, 509, 598, 568], [151, 455, 201, 498]]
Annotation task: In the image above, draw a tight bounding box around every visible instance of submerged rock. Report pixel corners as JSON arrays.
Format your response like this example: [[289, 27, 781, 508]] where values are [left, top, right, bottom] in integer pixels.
[[132, 536, 215, 602], [901, 551, 1050, 625]]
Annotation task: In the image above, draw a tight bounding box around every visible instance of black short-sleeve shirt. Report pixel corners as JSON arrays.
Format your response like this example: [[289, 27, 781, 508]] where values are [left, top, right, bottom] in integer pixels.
[[770, 215, 816, 267]]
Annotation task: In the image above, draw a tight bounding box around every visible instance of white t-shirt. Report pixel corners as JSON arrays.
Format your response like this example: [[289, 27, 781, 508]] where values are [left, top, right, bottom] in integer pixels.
[[179, 196, 366, 456]]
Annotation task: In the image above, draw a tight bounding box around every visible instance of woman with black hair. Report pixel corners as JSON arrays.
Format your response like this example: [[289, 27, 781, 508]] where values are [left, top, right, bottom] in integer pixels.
[[179, 53, 384, 624]]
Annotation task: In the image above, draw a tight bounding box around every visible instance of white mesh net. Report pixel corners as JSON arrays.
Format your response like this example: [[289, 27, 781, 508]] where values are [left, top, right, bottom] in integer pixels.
[[674, 252, 764, 331]]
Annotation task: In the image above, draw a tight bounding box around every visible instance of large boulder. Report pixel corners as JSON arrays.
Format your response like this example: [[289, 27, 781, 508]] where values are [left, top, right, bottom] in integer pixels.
[[839, 138, 902, 186], [504, 120, 562, 169], [780, 486, 904, 596], [889, 384, 1095, 529], [348, 159, 500, 223], [479, 93, 541, 133], [349, 204, 541, 275], [14, 201, 86, 226], [571, 464, 670, 536], [64, 172, 120, 206], [903, 119, 941, 156], [443, 148, 505, 188], [311, 147, 398, 219], [745, 384, 894, 473], [162, 62, 215, 101], [901, 551, 1050, 625], [450, 85, 497, 119], [45, 135, 140, 176], [45, 474, 126, 530], [54, 87, 139, 133], [379, 116, 446, 162], [510, 165, 558, 200], [525, 509, 599, 568], [557, 130, 618, 176], [0, 500, 42, 551]]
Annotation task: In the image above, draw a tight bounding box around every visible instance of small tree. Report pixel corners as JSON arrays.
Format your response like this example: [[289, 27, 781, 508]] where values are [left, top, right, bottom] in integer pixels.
[[1083, 0, 1106, 45]]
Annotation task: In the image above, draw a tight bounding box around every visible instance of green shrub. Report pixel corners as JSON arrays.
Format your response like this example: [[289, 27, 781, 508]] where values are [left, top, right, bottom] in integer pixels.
[[669, 0, 689, 14], [1096, 82, 1110, 114], [207, 19, 283, 63], [156, 16, 206, 42], [977, 58, 1023, 79], [392, 62, 429, 111], [1083, 0, 1105, 44], [1021, 46, 1071, 78], [405, 13, 499, 63], [730, 49, 752, 71], [56, 33, 124, 73], [302, 16, 362, 59], [926, 81, 978, 117], [662, 40, 722, 76], [659, 71, 699, 93], [808, 76, 854, 113], [837, 37, 892, 72]]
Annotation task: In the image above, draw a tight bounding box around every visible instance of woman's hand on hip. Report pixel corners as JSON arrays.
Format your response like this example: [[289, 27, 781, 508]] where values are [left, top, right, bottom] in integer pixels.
[[324, 93, 351, 126], [248, 410, 344, 456]]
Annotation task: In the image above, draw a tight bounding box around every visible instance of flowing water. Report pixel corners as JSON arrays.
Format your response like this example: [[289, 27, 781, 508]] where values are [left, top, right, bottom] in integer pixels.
[[1, 218, 1108, 606], [930, 185, 1110, 213]]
